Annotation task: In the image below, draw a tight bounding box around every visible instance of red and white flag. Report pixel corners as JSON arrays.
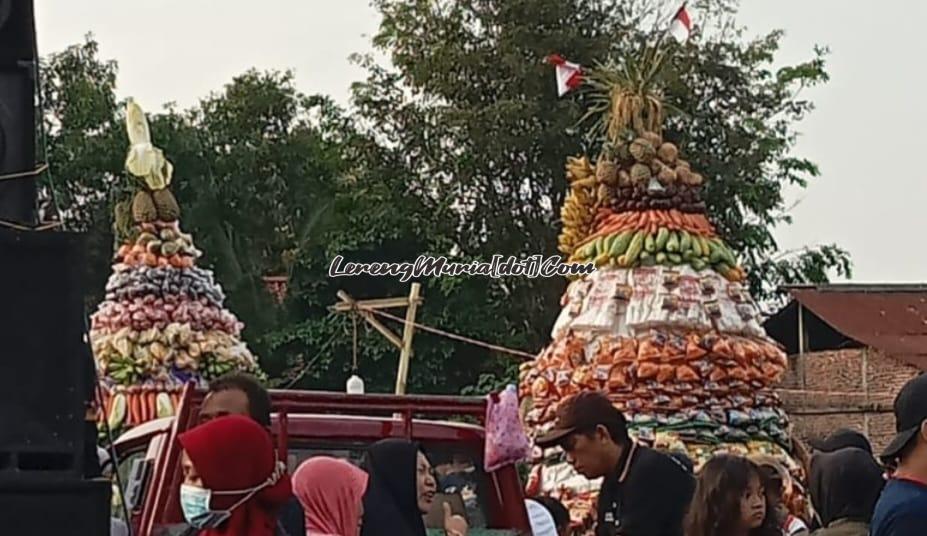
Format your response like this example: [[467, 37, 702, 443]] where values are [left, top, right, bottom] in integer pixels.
[[545, 54, 583, 97], [669, 3, 692, 43]]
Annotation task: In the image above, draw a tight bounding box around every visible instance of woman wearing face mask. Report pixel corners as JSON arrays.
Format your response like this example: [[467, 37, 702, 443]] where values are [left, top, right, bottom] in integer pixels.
[[360, 439, 467, 536], [178, 415, 293, 536], [684, 455, 780, 536], [293, 456, 368, 536]]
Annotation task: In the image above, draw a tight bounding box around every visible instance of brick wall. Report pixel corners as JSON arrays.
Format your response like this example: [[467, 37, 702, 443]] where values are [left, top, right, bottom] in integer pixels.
[[778, 347, 920, 451]]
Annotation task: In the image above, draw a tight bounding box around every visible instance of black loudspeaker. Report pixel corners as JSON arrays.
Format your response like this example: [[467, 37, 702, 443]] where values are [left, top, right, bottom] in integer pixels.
[[0, 65, 37, 224], [0, 229, 90, 482], [0, 0, 37, 225], [0, 0, 35, 64], [0, 478, 112, 535]]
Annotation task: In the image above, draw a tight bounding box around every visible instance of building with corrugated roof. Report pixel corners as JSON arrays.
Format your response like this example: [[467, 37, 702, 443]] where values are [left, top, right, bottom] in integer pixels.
[[764, 284, 925, 450]]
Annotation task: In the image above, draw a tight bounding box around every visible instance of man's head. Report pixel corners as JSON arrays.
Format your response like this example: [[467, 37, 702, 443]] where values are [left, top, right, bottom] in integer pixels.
[[200, 373, 272, 427], [809, 428, 872, 455], [881, 374, 927, 468], [536, 391, 629, 479]]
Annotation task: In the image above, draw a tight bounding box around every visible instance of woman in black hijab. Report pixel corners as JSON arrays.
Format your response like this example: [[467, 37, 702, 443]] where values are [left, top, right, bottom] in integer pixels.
[[809, 447, 885, 536], [360, 439, 436, 536]]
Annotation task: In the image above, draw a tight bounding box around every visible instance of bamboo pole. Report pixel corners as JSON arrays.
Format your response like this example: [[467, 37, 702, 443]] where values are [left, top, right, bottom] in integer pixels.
[[394, 283, 421, 395]]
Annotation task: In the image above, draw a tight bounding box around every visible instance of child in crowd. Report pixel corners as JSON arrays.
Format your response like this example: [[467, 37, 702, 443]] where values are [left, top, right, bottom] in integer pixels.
[[684, 455, 780, 536]]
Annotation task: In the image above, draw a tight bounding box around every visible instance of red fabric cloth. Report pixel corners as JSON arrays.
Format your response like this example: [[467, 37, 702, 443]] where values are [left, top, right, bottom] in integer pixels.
[[178, 415, 292, 536], [293, 456, 368, 536]]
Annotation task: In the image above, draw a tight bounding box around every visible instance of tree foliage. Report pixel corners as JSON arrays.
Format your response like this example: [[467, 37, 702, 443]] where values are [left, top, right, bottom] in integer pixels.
[[349, 0, 850, 388], [43, 0, 851, 395]]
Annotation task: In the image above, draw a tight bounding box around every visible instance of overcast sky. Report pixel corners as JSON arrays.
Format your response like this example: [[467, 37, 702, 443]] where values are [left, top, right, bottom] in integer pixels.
[[35, 1, 926, 284]]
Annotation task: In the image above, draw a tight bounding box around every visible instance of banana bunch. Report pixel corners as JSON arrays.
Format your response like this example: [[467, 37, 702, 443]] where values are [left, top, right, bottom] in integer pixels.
[[104, 354, 146, 385], [570, 227, 747, 281], [559, 156, 597, 256], [201, 356, 245, 380]]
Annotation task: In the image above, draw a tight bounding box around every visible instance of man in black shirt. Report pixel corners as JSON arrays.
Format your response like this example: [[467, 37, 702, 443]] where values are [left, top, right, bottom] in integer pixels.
[[536, 392, 695, 536]]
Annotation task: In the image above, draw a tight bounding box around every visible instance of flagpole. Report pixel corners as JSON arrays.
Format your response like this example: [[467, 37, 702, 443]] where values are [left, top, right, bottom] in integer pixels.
[[652, 1, 690, 77]]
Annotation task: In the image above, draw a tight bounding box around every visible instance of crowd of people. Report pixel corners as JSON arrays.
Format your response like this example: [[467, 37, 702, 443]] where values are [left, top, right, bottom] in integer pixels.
[[532, 374, 927, 536], [164, 374, 468, 536], [147, 372, 927, 536]]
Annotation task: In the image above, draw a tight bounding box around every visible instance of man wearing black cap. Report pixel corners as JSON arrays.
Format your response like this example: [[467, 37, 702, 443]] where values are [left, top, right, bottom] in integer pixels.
[[871, 374, 927, 535], [809, 428, 873, 455], [536, 391, 694, 536]]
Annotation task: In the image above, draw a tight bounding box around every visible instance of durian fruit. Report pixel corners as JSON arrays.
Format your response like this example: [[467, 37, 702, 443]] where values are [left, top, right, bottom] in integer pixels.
[[642, 131, 663, 151], [657, 142, 679, 165], [152, 189, 181, 221], [114, 200, 136, 244], [615, 143, 633, 164], [630, 163, 652, 184], [595, 158, 619, 186], [629, 138, 656, 163], [658, 165, 677, 185], [617, 169, 632, 187], [676, 160, 693, 184], [131, 191, 158, 223]]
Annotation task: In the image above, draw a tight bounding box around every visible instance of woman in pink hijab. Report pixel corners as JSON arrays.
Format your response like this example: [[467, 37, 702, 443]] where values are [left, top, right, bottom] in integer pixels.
[[293, 457, 369, 536]]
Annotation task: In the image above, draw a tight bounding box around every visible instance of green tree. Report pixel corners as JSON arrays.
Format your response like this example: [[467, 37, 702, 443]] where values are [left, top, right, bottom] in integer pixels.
[[37, 38, 355, 381], [39, 37, 127, 306], [38, 37, 497, 394], [349, 0, 851, 389]]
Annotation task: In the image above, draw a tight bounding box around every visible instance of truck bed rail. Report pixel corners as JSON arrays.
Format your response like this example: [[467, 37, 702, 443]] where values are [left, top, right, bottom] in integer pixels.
[[268, 390, 487, 421]]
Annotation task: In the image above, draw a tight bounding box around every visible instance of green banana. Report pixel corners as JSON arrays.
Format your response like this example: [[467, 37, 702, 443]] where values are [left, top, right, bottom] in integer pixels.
[[717, 240, 737, 265], [644, 233, 657, 253], [679, 230, 693, 253], [578, 241, 597, 259], [655, 228, 670, 250], [602, 234, 618, 255], [715, 261, 734, 275], [594, 236, 607, 257], [708, 240, 725, 264], [698, 236, 712, 259], [609, 230, 634, 257], [690, 235, 703, 257], [666, 232, 680, 253], [621, 230, 646, 265]]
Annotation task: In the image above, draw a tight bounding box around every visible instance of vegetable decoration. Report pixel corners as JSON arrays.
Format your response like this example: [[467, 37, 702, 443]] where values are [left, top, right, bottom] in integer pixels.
[[524, 45, 808, 531], [90, 100, 264, 433]]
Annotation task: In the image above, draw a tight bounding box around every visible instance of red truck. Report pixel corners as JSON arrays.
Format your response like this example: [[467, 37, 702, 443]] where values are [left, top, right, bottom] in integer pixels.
[[110, 387, 531, 535]]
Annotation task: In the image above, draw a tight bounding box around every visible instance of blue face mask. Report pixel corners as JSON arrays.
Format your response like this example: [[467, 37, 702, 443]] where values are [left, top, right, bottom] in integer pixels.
[[180, 461, 287, 529], [180, 485, 231, 529]]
